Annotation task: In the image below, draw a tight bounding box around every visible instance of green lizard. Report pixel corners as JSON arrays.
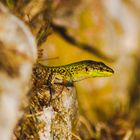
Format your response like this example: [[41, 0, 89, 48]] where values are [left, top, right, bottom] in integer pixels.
[[32, 60, 114, 88], [31, 60, 114, 104]]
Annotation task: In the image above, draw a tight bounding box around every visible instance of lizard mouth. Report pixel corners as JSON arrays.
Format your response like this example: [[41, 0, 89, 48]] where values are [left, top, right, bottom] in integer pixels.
[[95, 66, 114, 77], [106, 67, 114, 74], [102, 68, 114, 76]]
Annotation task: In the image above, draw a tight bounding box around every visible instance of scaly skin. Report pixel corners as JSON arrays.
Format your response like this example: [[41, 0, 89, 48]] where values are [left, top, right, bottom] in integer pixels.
[[32, 60, 114, 87]]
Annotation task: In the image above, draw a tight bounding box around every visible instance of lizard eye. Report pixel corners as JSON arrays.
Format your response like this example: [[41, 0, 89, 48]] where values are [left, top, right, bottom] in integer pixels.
[[85, 67, 88, 71], [100, 67, 103, 71]]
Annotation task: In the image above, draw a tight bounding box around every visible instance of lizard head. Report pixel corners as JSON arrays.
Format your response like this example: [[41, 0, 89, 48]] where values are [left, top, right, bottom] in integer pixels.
[[85, 60, 114, 77]]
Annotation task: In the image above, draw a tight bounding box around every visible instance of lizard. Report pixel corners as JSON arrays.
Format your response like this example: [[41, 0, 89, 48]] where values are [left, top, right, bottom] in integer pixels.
[[32, 60, 114, 101]]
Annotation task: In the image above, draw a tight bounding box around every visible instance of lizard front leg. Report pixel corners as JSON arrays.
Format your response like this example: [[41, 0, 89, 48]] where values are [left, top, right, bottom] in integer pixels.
[[46, 71, 56, 105]]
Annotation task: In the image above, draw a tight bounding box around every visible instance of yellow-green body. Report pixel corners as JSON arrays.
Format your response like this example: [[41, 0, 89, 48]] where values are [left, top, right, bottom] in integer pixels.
[[32, 60, 114, 87]]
